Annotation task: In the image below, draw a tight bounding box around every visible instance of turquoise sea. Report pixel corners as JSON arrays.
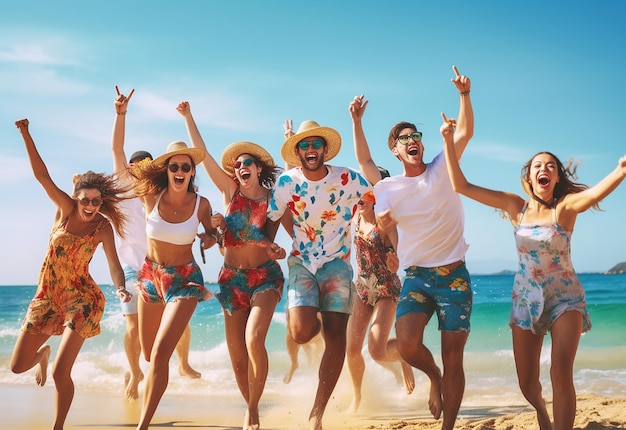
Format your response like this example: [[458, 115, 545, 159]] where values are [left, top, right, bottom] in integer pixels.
[[0, 273, 624, 413]]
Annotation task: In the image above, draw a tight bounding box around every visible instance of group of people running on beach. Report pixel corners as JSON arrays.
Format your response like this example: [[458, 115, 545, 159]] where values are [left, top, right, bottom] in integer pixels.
[[10, 66, 626, 430]]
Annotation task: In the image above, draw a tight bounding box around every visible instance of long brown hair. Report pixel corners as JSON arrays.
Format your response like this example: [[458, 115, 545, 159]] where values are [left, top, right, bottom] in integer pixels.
[[131, 155, 198, 196], [521, 151, 600, 210], [72, 171, 130, 237]]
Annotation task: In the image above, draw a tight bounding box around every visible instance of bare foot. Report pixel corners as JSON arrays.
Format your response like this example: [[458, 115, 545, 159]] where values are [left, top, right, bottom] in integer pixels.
[[244, 408, 260, 430], [283, 364, 297, 384], [179, 364, 201, 379], [124, 370, 144, 401], [346, 394, 361, 414], [428, 378, 443, 420], [35, 345, 50, 387], [401, 361, 415, 394], [308, 415, 322, 430]]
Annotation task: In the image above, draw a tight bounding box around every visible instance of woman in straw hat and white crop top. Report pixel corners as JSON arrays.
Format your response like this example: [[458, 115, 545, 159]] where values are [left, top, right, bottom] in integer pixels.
[[177, 101, 286, 430], [130, 139, 219, 430]]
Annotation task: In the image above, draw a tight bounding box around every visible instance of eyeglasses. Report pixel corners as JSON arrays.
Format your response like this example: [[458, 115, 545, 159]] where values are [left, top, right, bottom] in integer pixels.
[[78, 197, 102, 207], [396, 132, 423, 145], [233, 158, 255, 169], [298, 139, 324, 150], [167, 163, 192, 173]]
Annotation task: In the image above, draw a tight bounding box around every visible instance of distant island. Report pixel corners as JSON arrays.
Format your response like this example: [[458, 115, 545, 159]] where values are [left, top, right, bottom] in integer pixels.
[[606, 262, 626, 275], [471, 262, 626, 276]]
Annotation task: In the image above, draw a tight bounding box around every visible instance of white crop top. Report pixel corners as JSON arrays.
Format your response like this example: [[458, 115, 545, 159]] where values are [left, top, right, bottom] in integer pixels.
[[146, 192, 200, 245]]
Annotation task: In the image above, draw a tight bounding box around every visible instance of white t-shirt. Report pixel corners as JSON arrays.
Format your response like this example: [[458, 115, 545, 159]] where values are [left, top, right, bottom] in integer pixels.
[[268, 165, 371, 274], [117, 197, 147, 271], [374, 152, 468, 270]]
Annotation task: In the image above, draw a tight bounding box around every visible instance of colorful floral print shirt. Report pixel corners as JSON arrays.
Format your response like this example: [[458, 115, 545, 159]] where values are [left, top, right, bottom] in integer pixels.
[[268, 165, 371, 274]]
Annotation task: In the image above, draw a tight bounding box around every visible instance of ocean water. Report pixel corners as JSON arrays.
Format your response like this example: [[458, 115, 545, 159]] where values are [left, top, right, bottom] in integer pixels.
[[0, 273, 624, 414]]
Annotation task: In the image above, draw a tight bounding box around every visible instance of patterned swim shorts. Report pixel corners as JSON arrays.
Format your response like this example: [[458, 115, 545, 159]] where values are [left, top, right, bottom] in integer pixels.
[[139, 259, 212, 304], [397, 262, 472, 332], [217, 259, 284, 314]]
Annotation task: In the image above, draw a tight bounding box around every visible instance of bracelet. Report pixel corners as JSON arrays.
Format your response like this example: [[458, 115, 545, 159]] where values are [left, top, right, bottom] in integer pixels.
[[117, 285, 126, 291], [459, 90, 470, 96], [117, 111, 127, 115]]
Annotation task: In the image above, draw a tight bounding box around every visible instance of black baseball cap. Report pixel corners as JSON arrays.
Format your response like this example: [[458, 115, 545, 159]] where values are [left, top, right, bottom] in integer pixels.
[[129, 151, 153, 163]]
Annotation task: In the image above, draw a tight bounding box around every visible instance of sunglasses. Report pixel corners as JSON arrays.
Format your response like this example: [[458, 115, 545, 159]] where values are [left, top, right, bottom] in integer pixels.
[[233, 158, 255, 169], [357, 200, 365, 206], [78, 197, 102, 207], [167, 163, 192, 173], [298, 139, 324, 150], [396, 132, 423, 145]]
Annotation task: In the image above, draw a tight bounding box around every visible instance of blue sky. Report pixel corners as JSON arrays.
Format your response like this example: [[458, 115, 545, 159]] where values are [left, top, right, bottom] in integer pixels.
[[1, 1, 625, 285]]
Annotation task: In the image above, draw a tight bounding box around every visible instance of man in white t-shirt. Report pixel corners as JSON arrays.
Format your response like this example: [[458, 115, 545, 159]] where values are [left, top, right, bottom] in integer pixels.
[[267, 120, 371, 429], [349, 66, 474, 430]]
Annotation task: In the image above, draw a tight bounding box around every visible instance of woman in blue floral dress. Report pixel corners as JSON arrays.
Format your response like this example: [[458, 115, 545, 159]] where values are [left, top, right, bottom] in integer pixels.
[[440, 112, 626, 430]]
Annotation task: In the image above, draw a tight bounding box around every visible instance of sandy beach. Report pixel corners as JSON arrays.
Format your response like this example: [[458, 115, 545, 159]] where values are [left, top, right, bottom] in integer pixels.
[[2, 383, 624, 430]]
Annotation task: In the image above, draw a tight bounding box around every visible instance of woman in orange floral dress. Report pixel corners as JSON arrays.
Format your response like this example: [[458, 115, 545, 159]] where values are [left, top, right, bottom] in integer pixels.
[[11, 118, 131, 430]]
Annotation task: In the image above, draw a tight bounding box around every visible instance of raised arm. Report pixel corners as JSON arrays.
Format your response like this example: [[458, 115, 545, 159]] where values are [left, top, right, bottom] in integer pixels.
[[350, 95, 383, 185], [16, 119, 73, 213], [441, 112, 523, 218], [449, 65, 474, 160], [282, 119, 297, 170], [111, 86, 134, 177], [177, 101, 236, 197], [562, 154, 626, 213]]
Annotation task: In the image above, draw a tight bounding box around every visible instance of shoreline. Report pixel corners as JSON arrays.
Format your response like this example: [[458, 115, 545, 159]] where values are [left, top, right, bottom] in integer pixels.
[[1, 383, 624, 429]]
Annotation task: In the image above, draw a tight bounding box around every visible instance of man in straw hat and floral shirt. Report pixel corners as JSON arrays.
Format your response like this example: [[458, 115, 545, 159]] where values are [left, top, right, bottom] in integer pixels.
[[267, 120, 370, 429]]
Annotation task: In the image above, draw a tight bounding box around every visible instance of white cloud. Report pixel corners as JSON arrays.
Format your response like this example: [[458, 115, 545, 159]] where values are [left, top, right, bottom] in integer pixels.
[[0, 155, 31, 185]]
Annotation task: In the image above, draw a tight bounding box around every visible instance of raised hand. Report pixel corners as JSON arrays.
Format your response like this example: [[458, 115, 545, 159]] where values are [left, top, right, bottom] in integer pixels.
[[283, 119, 294, 140], [440, 112, 457, 140], [619, 155, 626, 176], [450, 65, 471, 94], [115, 85, 134, 114], [349, 94, 368, 122], [15, 118, 29, 132], [177, 101, 190, 116]]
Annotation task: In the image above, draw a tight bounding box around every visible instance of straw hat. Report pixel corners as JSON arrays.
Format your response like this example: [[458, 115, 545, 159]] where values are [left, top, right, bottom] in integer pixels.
[[152, 141, 206, 168], [281, 120, 341, 167], [221, 141, 275, 178]]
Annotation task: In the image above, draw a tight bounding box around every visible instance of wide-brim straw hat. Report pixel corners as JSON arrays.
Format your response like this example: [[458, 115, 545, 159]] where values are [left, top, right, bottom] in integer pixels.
[[152, 141, 206, 168], [221, 141, 275, 178], [281, 120, 341, 167]]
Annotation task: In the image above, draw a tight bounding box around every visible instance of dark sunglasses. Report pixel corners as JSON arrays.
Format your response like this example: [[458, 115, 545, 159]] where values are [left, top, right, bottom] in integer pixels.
[[233, 158, 255, 169], [396, 132, 423, 145], [78, 197, 102, 207], [167, 163, 192, 173], [298, 139, 324, 150]]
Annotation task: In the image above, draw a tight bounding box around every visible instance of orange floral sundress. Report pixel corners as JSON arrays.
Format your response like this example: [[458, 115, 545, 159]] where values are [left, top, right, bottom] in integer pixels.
[[21, 216, 107, 339]]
